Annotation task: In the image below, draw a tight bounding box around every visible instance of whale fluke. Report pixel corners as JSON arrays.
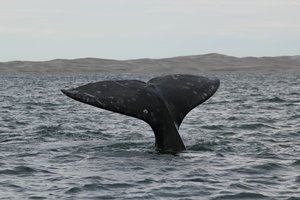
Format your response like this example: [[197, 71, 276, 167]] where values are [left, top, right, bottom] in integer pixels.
[[61, 74, 220, 152]]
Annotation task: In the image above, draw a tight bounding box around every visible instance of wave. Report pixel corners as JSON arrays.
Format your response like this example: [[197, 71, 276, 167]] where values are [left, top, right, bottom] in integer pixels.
[[237, 123, 277, 130], [257, 96, 286, 103], [0, 166, 51, 176], [211, 192, 269, 200], [200, 125, 226, 130]]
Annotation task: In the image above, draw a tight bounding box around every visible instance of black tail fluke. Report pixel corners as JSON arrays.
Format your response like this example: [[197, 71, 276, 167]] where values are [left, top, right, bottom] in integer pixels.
[[61, 74, 220, 152]]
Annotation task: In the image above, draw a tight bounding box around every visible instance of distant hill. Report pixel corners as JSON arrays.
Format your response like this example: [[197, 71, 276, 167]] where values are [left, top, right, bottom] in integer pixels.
[[1, 53, 299, 74]]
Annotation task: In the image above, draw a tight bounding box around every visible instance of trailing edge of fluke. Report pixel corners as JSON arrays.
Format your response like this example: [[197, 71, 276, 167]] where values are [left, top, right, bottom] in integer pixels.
[[61, 74, 220, 153]]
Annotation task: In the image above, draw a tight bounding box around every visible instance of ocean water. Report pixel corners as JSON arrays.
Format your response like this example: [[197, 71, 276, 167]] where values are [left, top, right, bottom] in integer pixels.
[[0, 71, 299, 200]]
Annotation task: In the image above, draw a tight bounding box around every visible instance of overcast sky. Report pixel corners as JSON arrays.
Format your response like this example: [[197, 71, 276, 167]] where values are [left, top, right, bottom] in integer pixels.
[[0, 0, 299, 61]]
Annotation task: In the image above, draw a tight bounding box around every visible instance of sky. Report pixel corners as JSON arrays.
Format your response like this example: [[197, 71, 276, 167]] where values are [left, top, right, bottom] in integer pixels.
[[0, 0, 300, 61]]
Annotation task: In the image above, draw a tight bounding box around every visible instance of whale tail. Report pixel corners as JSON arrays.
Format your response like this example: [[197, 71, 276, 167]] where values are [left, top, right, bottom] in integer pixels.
[[61, 74, 220, 152]]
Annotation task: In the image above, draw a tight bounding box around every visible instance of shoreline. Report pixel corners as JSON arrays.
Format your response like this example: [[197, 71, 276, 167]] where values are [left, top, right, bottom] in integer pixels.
[[1, 53, 299, 74]]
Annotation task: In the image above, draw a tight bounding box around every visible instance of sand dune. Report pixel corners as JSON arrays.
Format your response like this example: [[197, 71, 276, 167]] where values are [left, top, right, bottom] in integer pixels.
[[1, 53, 299, 74]]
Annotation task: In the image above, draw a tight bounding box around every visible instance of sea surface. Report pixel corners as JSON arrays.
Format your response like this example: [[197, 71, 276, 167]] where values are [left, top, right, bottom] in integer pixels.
[[0, 71, 299, 199]]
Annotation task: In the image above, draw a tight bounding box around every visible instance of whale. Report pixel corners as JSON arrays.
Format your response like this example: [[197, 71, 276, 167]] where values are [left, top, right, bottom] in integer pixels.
[[61, 74, 220, 153]]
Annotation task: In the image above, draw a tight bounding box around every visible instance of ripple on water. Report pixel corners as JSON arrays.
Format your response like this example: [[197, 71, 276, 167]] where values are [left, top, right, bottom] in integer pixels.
[[229, 182, 255, 191], [289, 114, 300, 120], [237, 123, 277, 130], [257, 96, 286, 103], [292, 160, 300, 166], [200, 125, 226, 130], [212, 192, 270, 200], [0, 166, 38, 176], [286, 197, 300, 200], [252, 162, 284, 172], [232, 162, 284, 175], [188, 141, 218, 151], [227, 116, 238, 121]]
